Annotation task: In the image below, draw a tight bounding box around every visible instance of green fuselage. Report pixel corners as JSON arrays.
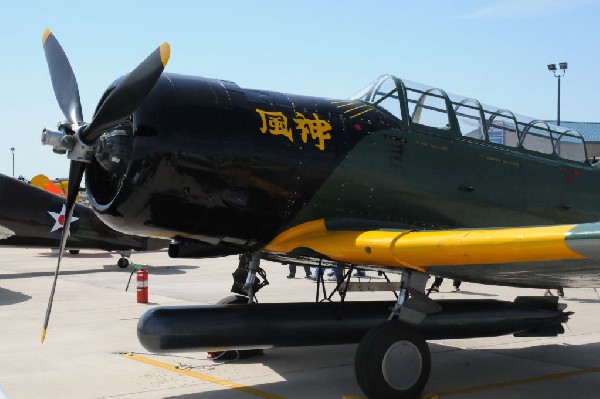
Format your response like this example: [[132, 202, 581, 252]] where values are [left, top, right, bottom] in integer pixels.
[[292, 123, 600, 230]]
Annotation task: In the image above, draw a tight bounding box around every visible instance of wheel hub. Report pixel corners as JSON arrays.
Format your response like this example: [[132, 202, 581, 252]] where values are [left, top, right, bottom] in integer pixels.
[[381, 340, 423, 390]]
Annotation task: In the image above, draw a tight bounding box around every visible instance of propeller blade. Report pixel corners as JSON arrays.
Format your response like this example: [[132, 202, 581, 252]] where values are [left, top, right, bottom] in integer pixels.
[[42, 29, 83, 125], [41, 160, 86, 343], [80, 42, 170, 144]]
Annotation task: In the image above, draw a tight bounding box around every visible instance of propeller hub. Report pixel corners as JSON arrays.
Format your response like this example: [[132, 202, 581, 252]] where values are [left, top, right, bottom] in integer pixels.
[[60, 134, 77, 151], [41, 128, 65, 148], [41, 126, 94, 162]]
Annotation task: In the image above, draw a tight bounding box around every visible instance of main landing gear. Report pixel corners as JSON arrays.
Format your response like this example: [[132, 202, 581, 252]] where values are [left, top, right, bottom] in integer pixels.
[[229, 252, 269, 303], [354, 270, 438, 399], [356, 322, 430, 399], [209, 252, 269, 360]]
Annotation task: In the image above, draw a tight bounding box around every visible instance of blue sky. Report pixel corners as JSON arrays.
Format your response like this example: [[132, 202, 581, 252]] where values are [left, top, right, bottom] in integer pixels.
[[1, 0, 599, 180]]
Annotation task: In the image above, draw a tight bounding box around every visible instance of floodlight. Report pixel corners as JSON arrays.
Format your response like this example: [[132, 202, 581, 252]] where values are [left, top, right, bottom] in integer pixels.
[[546, 61, 568, 126]]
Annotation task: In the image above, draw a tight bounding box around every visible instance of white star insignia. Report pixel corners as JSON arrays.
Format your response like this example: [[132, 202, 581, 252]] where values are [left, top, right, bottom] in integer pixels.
[[48, 204, 79, 233]]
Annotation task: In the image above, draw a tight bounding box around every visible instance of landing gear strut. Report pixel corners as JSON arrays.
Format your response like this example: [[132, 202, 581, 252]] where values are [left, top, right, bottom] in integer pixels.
[[208, 252, 269, 360], [354, 270, 436, 399], [230, 252, 268, 303]]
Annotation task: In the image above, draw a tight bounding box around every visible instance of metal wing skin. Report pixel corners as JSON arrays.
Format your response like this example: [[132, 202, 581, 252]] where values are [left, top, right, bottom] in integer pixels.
[[264, 218, 600, 288], [0, 173, 166, 251]]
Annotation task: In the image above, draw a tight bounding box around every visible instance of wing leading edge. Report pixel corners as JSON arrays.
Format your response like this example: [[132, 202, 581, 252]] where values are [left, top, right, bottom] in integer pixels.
[[265, 219, 600, 287]]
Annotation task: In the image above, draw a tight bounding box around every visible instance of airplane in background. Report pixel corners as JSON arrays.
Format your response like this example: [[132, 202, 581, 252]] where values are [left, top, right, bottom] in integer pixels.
[[30, 174, 68, 198], [39, 28, 600, 399], [0, 172, 167, 267]]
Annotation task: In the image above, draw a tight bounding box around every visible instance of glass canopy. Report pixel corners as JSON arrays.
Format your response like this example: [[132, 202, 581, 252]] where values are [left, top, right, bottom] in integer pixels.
[[351, 75, 587, 163]]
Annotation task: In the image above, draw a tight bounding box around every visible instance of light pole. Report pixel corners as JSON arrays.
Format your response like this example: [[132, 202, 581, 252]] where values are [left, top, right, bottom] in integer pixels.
[[10, 147, 14, 177], [547, 62, 567, 126]]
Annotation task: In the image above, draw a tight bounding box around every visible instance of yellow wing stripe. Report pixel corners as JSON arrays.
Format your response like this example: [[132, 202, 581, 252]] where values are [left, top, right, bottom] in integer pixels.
[[265, 220, 584, 270]]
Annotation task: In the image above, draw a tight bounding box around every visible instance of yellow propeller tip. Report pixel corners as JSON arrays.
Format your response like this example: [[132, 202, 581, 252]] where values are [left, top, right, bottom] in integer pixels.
[[42, 28, 52, 45], [41, 328, 47, 343], [160, 42, 170, 67]]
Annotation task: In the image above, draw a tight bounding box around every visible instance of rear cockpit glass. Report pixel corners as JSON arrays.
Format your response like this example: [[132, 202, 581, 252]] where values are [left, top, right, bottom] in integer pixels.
[[486, 110, 519, 147], [555, 130, 587, 162], [453, 98, 485, 140], [522, 122, 554, 154]]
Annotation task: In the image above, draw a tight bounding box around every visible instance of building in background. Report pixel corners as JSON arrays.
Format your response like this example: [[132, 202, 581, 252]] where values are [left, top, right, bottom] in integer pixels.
[[546, 121, 600, 159]]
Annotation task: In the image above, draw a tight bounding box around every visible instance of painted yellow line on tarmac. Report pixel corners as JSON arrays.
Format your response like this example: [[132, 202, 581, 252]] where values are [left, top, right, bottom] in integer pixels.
[[121, 353, 284, 399], [431, 366, 600, 397]]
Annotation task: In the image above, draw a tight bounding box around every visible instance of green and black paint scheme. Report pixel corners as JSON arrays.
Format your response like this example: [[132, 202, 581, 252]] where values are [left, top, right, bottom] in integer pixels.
[[41, 30, 600, 399], [83, 74, 600, 288], [0, 172, 166, 254]]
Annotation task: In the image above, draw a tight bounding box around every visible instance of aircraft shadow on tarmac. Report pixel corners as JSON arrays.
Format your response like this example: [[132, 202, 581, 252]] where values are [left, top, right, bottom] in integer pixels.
[[562, 295, 600, 304], [0, 265, 198, 280], [156, 340, 600, 399], [140, 265, 200, 276], [35, 252, 114, 259], [160, 343, 361, 399], [0, 286, 31, 306], [563, 298, 600, 304], [427, 341, 600, 395], [430, 290, 499, 297]]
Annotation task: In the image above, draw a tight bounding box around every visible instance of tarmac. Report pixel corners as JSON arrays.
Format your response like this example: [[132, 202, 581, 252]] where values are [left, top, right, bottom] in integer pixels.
[[1, 247, 600, 399]]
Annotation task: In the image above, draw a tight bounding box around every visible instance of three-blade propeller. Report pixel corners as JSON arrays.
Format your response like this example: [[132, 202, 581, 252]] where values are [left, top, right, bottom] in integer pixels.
[[40, 29, 170, 343]]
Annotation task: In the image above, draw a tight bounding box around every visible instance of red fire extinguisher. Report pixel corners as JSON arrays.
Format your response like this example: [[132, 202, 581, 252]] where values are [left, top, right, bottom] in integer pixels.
[[136, 267, 148, 303]]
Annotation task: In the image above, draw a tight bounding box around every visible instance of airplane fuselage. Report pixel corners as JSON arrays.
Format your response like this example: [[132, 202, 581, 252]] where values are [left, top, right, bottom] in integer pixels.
[[86, 73, 600, 251], [38, 33, 594, 399]]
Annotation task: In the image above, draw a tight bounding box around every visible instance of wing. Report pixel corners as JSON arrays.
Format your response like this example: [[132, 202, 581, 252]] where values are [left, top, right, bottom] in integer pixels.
[[264, 219, 600, 288]]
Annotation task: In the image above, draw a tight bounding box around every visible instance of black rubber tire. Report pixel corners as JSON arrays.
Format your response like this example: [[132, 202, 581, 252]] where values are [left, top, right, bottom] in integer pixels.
[[68, 249, 80, 255], [118, 258, 129, 268], [355, 321, 430, 399]]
